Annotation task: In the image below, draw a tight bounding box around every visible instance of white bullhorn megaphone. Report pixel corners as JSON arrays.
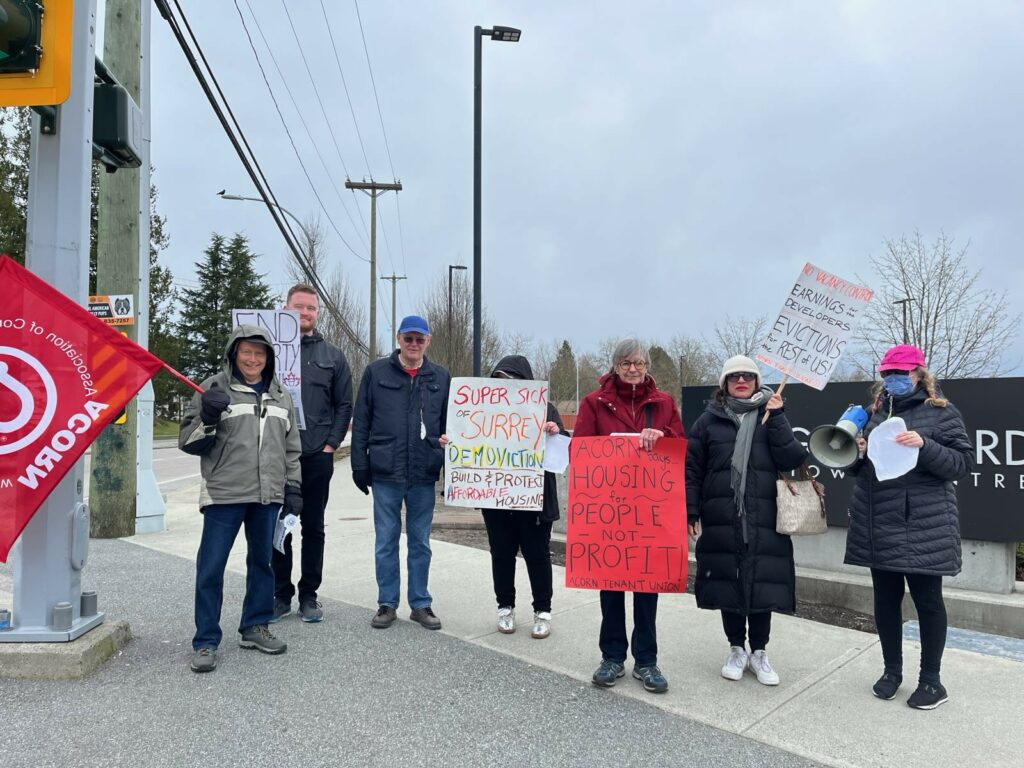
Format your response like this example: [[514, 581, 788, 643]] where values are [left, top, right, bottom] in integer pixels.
[[808, 405, 869, 470]]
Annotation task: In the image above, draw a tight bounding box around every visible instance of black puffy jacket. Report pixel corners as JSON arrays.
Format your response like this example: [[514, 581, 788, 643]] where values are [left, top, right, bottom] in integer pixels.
[[479, 355, 568, 522], [685, 399, 808, 615], [297, 331, 353, 456], [351, 351, 451, 484], [843, 387, 972, 576]]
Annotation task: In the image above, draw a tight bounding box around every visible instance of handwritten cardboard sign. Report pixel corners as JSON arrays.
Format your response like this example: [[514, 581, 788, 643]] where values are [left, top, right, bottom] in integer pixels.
[[756, 262, 873, 390], [231, 308, 305, 429], [444, 377, 549, 510], [566, 436, 687, 592]]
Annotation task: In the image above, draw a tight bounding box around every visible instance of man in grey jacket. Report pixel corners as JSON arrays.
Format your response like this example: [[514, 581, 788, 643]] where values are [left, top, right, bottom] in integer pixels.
[[180, 325, 302, 673], [271, 283, 353, 624]]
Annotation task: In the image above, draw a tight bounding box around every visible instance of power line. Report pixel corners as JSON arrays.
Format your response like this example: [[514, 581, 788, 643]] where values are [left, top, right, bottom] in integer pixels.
[[319, 0, 372, 177], [352, 0, 409, 278], [236, 0, 369, 260], [153, 0, 369, 356]]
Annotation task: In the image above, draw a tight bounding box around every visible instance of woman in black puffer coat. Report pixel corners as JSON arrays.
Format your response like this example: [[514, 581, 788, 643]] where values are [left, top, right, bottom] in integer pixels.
[[844, 344, 972, 711], [685, 356, 807, 686]]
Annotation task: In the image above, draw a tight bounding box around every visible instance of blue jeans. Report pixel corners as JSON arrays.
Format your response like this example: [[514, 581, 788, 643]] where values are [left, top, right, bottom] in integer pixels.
[[193, 502, 278, 650], [372, 481, 436, 610]]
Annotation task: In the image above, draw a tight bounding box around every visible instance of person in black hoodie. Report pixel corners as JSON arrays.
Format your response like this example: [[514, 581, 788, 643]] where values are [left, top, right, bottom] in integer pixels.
[[844, 344, 972, 711], [480, 355, 568, 640], [685, 355, 807, 687]]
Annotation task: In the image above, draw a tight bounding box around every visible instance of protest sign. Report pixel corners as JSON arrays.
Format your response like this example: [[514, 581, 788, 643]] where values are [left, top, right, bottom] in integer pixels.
[[231, 308, 304, 429], [757, 263, 873, 390], [444, 377, 549, 510], [0, 256, 165, 562], [566, 436, 687, 592]]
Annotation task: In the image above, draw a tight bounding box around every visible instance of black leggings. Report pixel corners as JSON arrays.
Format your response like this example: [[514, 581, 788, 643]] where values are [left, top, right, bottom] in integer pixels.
[[721, 611, 772, 651], [482, 510, 553, 613], [871, 569, 947, 685]]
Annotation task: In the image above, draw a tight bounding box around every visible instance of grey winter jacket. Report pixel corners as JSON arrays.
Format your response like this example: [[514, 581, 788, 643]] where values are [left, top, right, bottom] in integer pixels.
[[179, 325, 302, 508], [843, 387, 973, 576]]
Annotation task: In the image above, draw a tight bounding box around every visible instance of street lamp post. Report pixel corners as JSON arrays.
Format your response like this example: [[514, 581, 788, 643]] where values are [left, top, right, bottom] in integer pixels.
[[474, 24, 521, 376], [448, 264, 468, 368], [217, 191, 314, 256], [893, 297, 915, 344]]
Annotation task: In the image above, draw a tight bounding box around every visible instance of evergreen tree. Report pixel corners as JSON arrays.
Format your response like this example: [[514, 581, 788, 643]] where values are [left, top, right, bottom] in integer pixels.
[[548, 340, 577, 408], [223, 233, 274, 313], [177, 234, 230, 382], [648, 344, 680, 405], [147, 181, 184, 416], [0, 107, 30, 264]]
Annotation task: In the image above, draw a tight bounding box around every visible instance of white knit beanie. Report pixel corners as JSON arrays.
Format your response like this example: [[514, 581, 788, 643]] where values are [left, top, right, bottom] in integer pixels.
[[719, 355, 760, 389]]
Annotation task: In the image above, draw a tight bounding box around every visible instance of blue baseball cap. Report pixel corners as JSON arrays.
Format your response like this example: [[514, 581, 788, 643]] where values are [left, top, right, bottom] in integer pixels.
[[398, 315, 430, 335]]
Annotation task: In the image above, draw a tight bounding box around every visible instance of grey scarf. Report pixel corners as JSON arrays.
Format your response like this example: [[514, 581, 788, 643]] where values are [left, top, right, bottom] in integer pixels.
[[723, 385, 774, 546]]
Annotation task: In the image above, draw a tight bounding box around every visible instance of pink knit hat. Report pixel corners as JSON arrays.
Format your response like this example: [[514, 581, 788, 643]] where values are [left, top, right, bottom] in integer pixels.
[[879, 344, 926, 372]]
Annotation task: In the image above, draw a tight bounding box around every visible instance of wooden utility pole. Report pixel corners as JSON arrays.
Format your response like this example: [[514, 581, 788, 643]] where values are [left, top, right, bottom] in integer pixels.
[[380, 273, 407, 343], [91, 0, 143, 538], [345, 180, 402, 359]]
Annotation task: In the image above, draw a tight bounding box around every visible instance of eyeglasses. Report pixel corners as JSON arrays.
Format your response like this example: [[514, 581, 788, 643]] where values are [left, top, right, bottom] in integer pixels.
[[617, 360, 647, 371], [401, 335, 426, 345], [725, 372, 757, 382], [882, 369, 910, 377]]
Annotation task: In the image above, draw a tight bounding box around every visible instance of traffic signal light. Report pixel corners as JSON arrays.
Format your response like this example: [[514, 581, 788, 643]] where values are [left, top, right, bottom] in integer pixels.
[[0, 0, 74, 107]]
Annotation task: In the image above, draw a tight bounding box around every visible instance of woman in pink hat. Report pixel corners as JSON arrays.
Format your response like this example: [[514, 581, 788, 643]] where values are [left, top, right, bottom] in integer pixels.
[[844, 344, 972, 710]]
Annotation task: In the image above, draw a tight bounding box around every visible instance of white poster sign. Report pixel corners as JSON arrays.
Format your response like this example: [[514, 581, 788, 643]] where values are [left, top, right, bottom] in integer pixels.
[[756, 263, 874, 390], [231, 308, 305, 429], [444, 377, 549, 511]]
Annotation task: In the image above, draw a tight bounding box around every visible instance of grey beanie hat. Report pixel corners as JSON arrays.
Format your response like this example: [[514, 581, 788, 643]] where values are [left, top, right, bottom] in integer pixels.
[[719, 355, 760, 389]]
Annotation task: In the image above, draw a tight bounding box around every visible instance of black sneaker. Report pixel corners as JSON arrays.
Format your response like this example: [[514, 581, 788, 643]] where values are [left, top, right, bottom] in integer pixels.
[[872, 672, 902, 700], [633, 664, 669, 693], [239, 625, 287, 655], [410, 607, 442, 630], [907, 682, 948, 710], [190, 647, 217, 673], [269, 599, 292, 624], [592, 659, 625, 687], [371, 605, 397, 629], [299, 600, 323, 623]]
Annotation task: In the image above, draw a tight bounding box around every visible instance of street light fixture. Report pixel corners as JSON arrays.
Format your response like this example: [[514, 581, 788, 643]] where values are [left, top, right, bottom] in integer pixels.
[[473, 24, 521, 376], [448, 264, 468, 368], [216, 190, 313, 255]]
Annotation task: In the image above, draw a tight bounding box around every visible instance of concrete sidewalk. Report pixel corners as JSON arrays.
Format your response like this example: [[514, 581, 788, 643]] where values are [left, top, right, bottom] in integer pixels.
[[3, 454, 1022, 767]]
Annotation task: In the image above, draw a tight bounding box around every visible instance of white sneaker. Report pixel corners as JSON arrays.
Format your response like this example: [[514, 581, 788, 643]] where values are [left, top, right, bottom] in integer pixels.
[[721, 646, 748, 681], [531, 611, 551, 639], [748, 649, 780, 685], [497, 606, 515, 634]]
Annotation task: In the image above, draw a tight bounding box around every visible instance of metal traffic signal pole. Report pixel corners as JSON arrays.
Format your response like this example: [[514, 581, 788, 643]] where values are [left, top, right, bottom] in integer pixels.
[[3, 0, 104, 642]]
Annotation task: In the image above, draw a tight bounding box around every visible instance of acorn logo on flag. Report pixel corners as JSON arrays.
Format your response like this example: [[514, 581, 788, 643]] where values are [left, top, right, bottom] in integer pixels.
[[0, 347, 58, 456]]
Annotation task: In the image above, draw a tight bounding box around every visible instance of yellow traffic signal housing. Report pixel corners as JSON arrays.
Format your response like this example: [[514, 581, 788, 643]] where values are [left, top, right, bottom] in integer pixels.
[[0, 0, 74, 107]]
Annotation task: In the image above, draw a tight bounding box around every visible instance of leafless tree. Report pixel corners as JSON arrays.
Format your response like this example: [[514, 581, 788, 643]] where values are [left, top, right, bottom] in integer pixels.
[[668, 334, 720, 386], [708, 314, 769, 365], [854, 231, 1021, 377], [416, 273, 502, 377]]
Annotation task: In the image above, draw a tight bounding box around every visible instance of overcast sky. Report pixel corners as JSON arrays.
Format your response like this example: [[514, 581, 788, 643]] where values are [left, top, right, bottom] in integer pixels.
[[137, 1, 1024, 371]]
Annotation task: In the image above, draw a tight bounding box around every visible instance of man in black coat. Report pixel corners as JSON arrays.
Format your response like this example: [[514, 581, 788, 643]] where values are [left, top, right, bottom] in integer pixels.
[[271, 284, 353, 624], [351, 315, 451, 630]]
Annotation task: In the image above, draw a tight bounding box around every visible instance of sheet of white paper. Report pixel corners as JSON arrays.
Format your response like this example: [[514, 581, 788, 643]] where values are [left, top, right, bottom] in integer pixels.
[[867, 417, 920, 481], [541, 433, 571, 473], [273, 513, 300, 554]]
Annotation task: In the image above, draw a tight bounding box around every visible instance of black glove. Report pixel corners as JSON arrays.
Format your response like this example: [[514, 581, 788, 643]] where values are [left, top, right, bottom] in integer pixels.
[[352, 469, 371, 496], [283, 485, 303, 518], [200, 383, 230, 426]]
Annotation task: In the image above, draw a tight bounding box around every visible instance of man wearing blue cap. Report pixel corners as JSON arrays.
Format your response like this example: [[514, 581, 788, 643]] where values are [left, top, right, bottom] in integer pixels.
[[351, 315, 451, 629]]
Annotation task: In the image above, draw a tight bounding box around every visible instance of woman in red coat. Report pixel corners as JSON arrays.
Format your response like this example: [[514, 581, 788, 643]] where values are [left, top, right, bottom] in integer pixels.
[[573, 338, 684, 693]]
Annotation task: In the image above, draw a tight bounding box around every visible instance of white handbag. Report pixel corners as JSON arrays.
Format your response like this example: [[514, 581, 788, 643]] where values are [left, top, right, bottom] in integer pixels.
[[775, 466, 827, 536]]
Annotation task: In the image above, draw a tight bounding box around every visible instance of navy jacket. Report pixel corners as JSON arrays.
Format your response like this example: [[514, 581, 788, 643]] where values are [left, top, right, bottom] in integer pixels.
[[844, 387, 972, 576], [686, 398, 808, 615], [297, 331, 353, 455], [352, 351, 451, 484]]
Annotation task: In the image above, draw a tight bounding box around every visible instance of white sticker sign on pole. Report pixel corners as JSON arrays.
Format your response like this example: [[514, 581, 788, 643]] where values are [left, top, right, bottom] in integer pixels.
[[231, 308, 305, 429], [444, 377, 549, 511], [756, 263, 874, 390]]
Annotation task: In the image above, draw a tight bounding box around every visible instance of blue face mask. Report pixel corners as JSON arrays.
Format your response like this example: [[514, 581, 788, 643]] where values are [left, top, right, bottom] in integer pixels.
[[883, 374, 914, 396]]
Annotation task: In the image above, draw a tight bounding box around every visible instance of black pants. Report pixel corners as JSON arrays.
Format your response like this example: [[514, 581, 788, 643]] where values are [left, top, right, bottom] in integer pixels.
[[272, 451, 334, 604], [721, 611, 772, 651], [481, 510, 553, 613], [599, 591, 658, 667], [870, 568, 947, 685]]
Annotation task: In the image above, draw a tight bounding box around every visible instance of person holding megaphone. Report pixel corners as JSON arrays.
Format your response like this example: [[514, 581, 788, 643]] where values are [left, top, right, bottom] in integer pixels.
[[842, 344, 972, 710]]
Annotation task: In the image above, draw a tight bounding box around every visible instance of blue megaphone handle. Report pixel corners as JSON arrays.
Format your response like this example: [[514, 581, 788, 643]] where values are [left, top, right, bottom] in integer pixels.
[[838, 405, 869, 433]]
